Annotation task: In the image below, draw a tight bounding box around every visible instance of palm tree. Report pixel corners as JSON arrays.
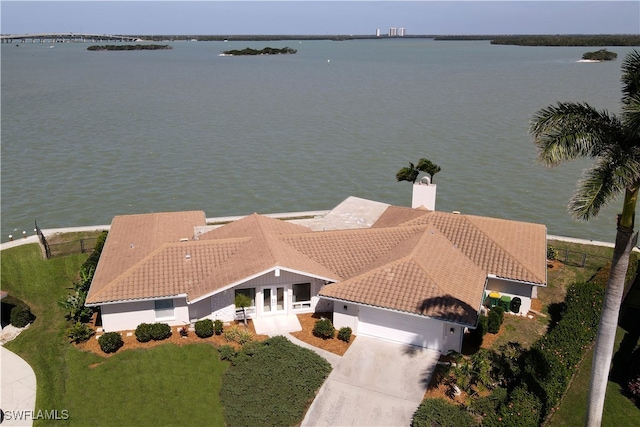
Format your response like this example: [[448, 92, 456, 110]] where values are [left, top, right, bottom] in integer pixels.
[[235, 293, 252, 327], [416, 158, 442, 183], [396, 158, 442, 184], [396, 162, 420, 183], [529, 50, 640, 426]]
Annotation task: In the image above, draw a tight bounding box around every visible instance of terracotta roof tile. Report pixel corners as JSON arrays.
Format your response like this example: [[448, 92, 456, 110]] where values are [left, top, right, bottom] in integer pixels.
[[319, 227, 488, 325], [86, 211, 206, 304]]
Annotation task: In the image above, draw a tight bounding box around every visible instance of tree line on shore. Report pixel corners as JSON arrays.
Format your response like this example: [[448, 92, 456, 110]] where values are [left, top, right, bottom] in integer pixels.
[[126, 34, 640, 46]]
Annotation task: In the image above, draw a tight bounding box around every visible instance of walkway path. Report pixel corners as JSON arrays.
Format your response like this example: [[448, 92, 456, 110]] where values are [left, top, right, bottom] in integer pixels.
[[0, 346, 36, 426], [283, 333, 341, 367]]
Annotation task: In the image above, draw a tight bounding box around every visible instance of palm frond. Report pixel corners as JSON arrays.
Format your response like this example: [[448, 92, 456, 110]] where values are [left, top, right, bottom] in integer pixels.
[[569, 161, 625, 221], [622, 92, 640, 138], [621, 49, 640, 106], [529, 102, 622, 166], [396, 163, 419, 183], [568, 141, 640, 220]]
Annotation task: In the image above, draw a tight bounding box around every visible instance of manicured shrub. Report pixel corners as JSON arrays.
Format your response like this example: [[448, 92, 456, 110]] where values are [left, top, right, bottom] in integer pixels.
[[487, 307, 504, 334], [10, 304, 35, 328], [195, 319, 214, 338], [337, 326, 352, 342], [547, 245, 558, 261], [135, 323, 153, 342], [98, 332, 124, 353], [214, 319, 224, 335], [66, 321, 95, 343], [312, 318, 335, 339], [468, 314, 487, 346], [1, 295, 22, 325], [150, 322, 172, 340], [411, 398, 475, 427]]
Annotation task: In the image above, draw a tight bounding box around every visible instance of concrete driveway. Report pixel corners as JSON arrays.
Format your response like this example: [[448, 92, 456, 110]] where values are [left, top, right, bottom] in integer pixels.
[[301, 336, 439, 427]]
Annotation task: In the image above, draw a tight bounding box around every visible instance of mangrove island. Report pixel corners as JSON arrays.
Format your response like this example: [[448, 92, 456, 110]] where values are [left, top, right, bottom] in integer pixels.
[[220, 47, 297, 56], [582, 49, 618, 61]]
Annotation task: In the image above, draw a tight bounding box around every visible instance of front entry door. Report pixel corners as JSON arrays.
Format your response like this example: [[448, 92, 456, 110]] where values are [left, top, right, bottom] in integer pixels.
[[263, 287, 286, 314]]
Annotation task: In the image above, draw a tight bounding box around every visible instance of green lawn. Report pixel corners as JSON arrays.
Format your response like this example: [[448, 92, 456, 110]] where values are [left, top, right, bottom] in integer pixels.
[[549, 327, 640, 426], [65, 344, 226, 426], [2, 244, 87, 413], [1, 243, 329, 426], [2, 244, 227, 426]]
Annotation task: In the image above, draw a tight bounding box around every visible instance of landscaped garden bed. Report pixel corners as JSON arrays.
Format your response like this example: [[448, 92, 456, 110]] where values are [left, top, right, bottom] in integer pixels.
[[291, 312, 355, 355], [75, 319, 269, 357]]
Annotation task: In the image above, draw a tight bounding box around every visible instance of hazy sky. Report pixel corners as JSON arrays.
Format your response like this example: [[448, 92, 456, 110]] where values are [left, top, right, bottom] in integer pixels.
[[1, 1, 639, 36]]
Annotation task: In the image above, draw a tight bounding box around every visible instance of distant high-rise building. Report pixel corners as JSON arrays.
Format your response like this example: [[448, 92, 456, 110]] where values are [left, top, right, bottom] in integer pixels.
[[398, 27, 406, 37], [376, 28, 381, 37], [389, 27, 397, 36]]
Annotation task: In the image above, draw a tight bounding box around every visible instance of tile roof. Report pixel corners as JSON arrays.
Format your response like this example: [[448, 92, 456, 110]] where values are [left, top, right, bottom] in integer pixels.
[[86, 211, 206, 304], [319, 227, 488, 325], [86, 200, 547, 327]]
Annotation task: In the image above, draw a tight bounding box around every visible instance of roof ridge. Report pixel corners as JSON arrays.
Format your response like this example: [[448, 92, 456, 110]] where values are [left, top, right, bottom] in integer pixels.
[[89, 241, 174, 303], [463, 214, 545, 283], [88, 237, 253, 303], [252, 213, 279, 265], [410, 227, 473, 297]]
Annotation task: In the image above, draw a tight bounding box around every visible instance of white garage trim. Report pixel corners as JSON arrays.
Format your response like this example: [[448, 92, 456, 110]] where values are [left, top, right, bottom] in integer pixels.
[[358, 306, 446, 351]]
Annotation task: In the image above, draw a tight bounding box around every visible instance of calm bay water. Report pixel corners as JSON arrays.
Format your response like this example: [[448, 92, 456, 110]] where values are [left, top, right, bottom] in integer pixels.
[[1, 39, 636, 242]]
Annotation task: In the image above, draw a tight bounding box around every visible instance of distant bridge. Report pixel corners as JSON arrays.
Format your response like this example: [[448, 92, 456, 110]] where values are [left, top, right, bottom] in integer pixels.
[[0, 33, 145, 44]]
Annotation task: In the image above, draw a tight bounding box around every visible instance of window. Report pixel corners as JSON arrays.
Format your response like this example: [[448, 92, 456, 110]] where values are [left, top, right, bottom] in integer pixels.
[[154, 299, 174, 320], [292, 283, 311, 309], [235, 288, 256, 315]]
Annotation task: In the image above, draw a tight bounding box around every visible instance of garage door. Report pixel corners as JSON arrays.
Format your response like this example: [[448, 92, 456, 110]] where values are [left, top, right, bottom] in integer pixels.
[[358, 306, 444, 351]]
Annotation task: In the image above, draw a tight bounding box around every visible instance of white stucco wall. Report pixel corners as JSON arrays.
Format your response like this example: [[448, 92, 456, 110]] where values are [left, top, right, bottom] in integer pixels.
[[333, 302, 359, 333], [100, 297, 189, 332], [412, 180, 437, 210], [485, 278, 538, 315]]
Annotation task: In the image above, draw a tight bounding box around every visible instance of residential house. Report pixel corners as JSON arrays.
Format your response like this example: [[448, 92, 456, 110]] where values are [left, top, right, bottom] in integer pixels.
[[86, 193, 546, 354]]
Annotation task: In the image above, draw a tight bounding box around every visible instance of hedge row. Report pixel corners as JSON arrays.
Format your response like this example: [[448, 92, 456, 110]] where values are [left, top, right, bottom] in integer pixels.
[[500, 281, 604, 425]]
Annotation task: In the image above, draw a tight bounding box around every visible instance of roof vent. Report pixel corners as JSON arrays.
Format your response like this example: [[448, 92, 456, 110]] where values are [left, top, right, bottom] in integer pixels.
[[452, 211, 461, 215], [130, 243, 135, 249], [185, 254, 191, 260], [180, 237, 189, 242]]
